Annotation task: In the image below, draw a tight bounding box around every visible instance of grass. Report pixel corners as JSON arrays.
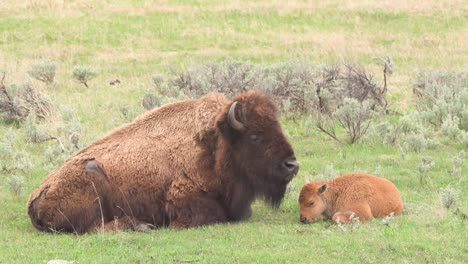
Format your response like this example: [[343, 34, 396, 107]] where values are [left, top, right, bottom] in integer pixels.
[[0, 0, 467, 263]]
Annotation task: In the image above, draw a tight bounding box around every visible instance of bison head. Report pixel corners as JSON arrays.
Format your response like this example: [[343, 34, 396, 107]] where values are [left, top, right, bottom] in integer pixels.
[[217, 90, 299, 207], [298, 182, 327, 223]]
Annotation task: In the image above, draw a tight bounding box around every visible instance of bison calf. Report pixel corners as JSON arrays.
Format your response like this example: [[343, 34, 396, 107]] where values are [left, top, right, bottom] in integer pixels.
[[299, 173, 403, 224], [27, 90, 299, 233]]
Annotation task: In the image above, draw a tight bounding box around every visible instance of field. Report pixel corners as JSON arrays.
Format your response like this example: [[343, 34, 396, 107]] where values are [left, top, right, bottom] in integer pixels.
[[0, 0, 467, 263]]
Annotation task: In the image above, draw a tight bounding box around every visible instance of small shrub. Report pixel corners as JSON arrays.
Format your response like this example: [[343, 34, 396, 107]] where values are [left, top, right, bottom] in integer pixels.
[[333, 98, 374, 144], [462, 131, 468, 147], [375, 121, 393, 144], [28, 59, 56, 84], [141, 92, 161, 110], [0, 129, 15, 158], [14, 151, 33, 172], [450, 150, 466, 177], [440, 186, 458, 209], [400, 132, 427, 153], [23, 113, 51, 143], [417, 156, 435, 185], [0, 76, 52, 122], [170, 59, 256, 99], [413, 69, 468, 129], [72, 65, 98, 88], [7, 175, 25, 195], [441, 115, 462, 140]]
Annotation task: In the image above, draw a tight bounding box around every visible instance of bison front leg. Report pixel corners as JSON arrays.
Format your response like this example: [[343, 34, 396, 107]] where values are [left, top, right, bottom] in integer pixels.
[[332, 203, 373, 224], [167, 196, 227, 229]]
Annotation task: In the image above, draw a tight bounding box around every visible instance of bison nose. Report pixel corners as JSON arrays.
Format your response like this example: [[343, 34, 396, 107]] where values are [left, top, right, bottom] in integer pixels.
[[300, 215, 308, 224], [283, 158, 299, 174]]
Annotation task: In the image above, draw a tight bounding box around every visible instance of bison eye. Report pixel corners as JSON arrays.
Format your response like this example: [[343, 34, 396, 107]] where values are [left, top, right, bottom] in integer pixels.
[[249, 134, 262, 143]]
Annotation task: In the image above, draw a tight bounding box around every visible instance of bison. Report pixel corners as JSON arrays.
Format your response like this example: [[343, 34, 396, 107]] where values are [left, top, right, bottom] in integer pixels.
[[27, 90, 299, 233], [299, 173, 403, 224]]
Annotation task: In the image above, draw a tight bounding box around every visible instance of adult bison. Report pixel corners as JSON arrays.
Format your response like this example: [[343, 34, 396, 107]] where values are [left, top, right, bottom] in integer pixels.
[[27, 90, 299, 233]]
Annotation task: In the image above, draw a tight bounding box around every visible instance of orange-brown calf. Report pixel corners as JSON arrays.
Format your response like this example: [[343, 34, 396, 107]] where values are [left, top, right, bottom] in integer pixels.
[[298, 173, 403, 224]]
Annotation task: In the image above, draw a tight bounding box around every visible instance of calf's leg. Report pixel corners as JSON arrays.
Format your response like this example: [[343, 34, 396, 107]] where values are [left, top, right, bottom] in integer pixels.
[[332, 203, 373, 224]]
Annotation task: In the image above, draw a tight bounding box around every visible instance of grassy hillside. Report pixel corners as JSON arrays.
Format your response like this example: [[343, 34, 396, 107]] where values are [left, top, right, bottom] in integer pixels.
[[0, 1, 467, 263]]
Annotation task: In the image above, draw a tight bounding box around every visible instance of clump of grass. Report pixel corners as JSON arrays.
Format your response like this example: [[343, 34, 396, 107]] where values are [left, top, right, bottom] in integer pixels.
[[72, 65, 98, 88], [7, 175, 25, 195], [119, 105, 142, 123], [373, 165, 383, 176], [440, 186, 458, 209], [316, 163, 338, 181], [28, 59, 56, 84], [382, 212, 395, 226], [417, 156, 435, 185], [337, 212, 361, 233]]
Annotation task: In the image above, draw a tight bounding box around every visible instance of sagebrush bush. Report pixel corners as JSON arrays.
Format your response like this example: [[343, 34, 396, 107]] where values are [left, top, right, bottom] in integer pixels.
[[441, 115, 462, 140], [0, 128, 15, 158], [72, 65, 98, 88], [333, 99, 374, 144], [450, 150, 465, 177], [170, 59, 257, 99], [400, 132, 428, 153], [23, 113, 50, 143], [7, 175, 25, 195], [417, 156, 435, 185], [14, 151, 33, 172], [260, 60, 318, 114], [28, 59, 56, 84], [142, 92, 161, 110], [0, 79, 52, 122], [440, 186, 458, 209], [413, 69, 468, 130]]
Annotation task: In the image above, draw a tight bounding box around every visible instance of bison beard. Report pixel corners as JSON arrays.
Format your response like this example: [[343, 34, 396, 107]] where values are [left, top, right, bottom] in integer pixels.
[[27, 90, 299, 233]]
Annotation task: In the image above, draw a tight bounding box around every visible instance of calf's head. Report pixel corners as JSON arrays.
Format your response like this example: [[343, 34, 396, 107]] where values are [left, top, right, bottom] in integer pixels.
[[298, 182, 327, 223], [217, 90, 299, 207]]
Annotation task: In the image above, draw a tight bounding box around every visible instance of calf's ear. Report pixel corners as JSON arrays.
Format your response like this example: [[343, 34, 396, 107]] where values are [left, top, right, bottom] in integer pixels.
[[318, 184, 327, 194]]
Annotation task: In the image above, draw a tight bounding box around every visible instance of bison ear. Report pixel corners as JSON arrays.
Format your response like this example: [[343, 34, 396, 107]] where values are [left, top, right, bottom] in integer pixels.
[[318, 184, 327, 194]]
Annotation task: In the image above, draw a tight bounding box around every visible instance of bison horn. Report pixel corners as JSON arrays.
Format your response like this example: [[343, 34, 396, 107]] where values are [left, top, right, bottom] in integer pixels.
[[228, 102, 245, 131]]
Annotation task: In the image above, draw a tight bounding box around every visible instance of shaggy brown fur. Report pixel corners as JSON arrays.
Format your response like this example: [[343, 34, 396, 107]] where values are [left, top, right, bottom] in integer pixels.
[[27, 90, 299, 233], [298, 173, 403, 224]]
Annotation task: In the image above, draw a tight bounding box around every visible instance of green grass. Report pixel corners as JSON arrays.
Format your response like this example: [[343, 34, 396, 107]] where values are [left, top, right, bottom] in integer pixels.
[[0, 1, 467, 263]]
